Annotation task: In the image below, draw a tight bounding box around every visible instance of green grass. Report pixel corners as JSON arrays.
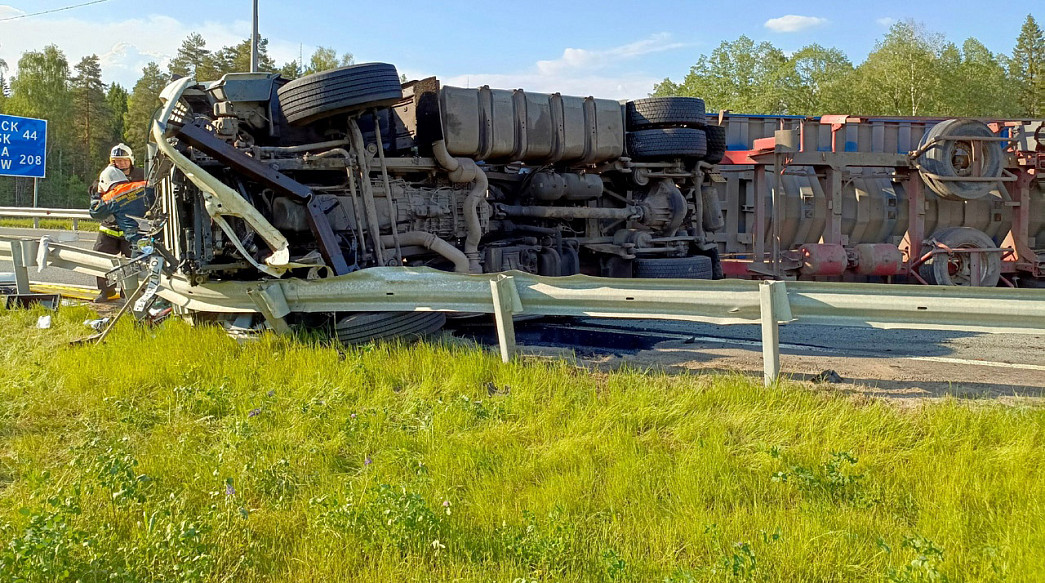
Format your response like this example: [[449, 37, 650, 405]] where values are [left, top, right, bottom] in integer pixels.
[[0, 304, 1042, 582], [0, 218, 99, 230]]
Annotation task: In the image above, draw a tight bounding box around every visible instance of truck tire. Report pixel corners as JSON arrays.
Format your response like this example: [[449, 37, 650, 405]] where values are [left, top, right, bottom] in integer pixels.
[[334, 311, 446, 344], [627, 128, 707, 160], [918, 227, 1001, 287], [634, 256, 713, 279], [703, 124, 727, 164], [625, 97, 706, 129], [277, 63, 403, 126], [917, 119, 1003, 201]]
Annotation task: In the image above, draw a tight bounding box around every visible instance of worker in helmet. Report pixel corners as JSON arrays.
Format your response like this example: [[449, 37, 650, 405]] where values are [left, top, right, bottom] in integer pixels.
[[88, 143, 148, 302]]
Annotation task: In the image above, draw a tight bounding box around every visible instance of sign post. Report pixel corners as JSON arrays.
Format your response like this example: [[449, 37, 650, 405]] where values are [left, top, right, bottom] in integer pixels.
[[0, 113, 49, 223]]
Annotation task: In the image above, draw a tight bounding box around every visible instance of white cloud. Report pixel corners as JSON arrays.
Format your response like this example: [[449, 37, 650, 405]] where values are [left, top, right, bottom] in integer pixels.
[[876, 17, 896, 27], [0, 4, 23, 19], [764, 15, 827, 33], [0, 11, 680, 101], [432, 34, 688, 101], [535, 33, 687, 76], [0, 10, 305, 88]]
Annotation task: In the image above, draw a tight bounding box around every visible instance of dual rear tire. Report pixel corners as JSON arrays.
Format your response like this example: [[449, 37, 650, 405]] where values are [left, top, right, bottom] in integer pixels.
[[624, 97, 723, 163]]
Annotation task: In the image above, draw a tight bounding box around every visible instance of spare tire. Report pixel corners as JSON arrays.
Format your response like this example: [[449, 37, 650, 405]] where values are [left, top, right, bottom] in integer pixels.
[[627, 128, 707, 160], [625, 97, 706, 129], [918, 227, 1001, 287], [334, 311, 446, 344], [703, 124, 727, 164], [917, 119, 1003, 201], [277, 63, 403, 126], [634, 256, 713, 279]]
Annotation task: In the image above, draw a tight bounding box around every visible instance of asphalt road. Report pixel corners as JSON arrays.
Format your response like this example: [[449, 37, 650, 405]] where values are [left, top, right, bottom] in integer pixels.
[[5, 226, 1044, 399]]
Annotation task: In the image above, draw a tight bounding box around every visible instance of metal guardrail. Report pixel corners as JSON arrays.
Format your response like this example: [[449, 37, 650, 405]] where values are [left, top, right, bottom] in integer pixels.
[[0, 206, 92, 229], [4, 234, 1045, 385]]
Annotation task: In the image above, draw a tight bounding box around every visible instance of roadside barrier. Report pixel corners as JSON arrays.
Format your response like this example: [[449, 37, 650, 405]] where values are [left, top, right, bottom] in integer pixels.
[[0, 206, 92, 229], [4, 235, 1045, 385]]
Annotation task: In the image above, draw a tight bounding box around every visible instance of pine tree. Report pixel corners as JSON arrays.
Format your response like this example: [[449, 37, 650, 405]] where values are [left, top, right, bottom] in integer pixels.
[[211, 38, 277, 78], [1010, 15, 1045, 117], [123, 63, 168, 158], [278, 59, 300, 80], [70, 55, 112, 178], [106, 84, 129, 145], [169, 33, 216, 81]]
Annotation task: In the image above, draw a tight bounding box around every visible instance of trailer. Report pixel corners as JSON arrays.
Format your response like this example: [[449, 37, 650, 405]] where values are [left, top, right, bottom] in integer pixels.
[[702, 113, 1045, 287]]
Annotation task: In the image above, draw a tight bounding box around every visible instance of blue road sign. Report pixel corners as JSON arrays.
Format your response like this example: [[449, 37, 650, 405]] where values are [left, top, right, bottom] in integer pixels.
[[0, 114, 48, 179]]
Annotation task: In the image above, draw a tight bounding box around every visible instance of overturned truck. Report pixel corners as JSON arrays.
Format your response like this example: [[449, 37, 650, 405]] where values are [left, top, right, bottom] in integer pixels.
[[149, 63, 725, 337], [147, 63, 1044, 337]]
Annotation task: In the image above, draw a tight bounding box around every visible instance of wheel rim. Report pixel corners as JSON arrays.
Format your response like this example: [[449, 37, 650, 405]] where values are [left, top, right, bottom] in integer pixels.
[[944, 246, 991, 286], [951, 141, 974, 177]]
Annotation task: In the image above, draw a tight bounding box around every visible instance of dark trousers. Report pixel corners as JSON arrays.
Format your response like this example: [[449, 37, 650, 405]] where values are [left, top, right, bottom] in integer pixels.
[[93, 232, 133, 294]]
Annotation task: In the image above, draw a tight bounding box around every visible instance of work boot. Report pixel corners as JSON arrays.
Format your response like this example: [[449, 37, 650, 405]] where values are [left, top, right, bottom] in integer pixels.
[[93, 289, 117, 303]]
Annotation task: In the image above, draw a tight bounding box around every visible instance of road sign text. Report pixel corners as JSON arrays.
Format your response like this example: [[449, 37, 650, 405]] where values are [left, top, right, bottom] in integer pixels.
[[0, 114, 48, 179]]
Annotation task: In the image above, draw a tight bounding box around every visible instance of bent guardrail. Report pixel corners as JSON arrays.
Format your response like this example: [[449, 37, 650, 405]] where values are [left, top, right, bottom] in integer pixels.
[[4, 235, 1045, 386]]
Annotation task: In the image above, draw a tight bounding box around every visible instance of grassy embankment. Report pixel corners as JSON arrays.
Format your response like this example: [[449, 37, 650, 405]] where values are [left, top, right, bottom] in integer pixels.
[[0, 304, 1042, 582], [0, 218, 98, 230]]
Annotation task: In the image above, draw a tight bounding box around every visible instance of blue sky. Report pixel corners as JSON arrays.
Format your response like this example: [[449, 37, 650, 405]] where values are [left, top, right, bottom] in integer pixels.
[[0, 1, 1041, 99]]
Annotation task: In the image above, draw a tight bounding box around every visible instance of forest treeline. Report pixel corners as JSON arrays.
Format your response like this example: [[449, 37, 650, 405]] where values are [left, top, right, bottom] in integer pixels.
[[0, 17, 1042, 209], [655, 17, 1044, 118]]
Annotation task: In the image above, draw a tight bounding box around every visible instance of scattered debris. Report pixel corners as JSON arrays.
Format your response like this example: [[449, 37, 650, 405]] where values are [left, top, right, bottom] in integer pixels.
[[5, 293, 61, 310], [811, 369, 844, 384], [36, 315, 51, 329], [83, 317, 111, 332]]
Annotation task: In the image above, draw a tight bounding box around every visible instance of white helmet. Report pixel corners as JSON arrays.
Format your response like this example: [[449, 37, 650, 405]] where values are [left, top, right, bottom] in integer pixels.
[[97, 166, 129, 193], [110, 143, 134, 165]]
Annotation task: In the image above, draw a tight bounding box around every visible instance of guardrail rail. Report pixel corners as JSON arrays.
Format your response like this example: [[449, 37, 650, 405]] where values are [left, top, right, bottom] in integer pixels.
[[4, 234, 1045, 386], [0, 206, 92, 229]]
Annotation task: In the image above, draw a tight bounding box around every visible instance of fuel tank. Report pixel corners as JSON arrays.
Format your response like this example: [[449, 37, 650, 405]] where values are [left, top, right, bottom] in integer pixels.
[[438, 86, 624, 165]]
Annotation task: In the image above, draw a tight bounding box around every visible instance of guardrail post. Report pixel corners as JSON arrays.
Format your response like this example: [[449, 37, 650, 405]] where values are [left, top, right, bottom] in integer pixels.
[[9, 240, 31, 295], [72, 219, 79, 231], [491, 275, 522, 363], [759, 280, 792, 386]]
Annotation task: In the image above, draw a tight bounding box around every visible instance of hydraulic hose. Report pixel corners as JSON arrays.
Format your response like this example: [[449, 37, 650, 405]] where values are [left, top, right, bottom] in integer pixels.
[[432, 139, 486, 273], [381, 232, 470, 273]]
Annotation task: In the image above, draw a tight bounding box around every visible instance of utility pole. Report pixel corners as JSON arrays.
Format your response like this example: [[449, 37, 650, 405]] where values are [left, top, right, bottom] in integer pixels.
[[250, 0, 259, 73]]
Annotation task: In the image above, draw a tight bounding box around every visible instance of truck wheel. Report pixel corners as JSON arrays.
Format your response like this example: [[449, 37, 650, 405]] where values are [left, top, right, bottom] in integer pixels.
[[634, 256, 713, 279], [918, 227, 1001, 287], [334, 311, 446, 344], [625, 97, 706, 129], [627, 128, 707, 160], [917, 119, 1002, 201], [703, 125, 727, 164], [277, 63, 403, 126]]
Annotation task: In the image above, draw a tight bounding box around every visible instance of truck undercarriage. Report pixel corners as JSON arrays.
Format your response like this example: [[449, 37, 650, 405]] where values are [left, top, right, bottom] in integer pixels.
[[144, 63, 1044, 339]]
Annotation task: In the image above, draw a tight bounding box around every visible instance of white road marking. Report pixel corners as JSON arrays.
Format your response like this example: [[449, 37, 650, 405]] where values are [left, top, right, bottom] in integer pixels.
[[907, 356, 1045, 371]]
